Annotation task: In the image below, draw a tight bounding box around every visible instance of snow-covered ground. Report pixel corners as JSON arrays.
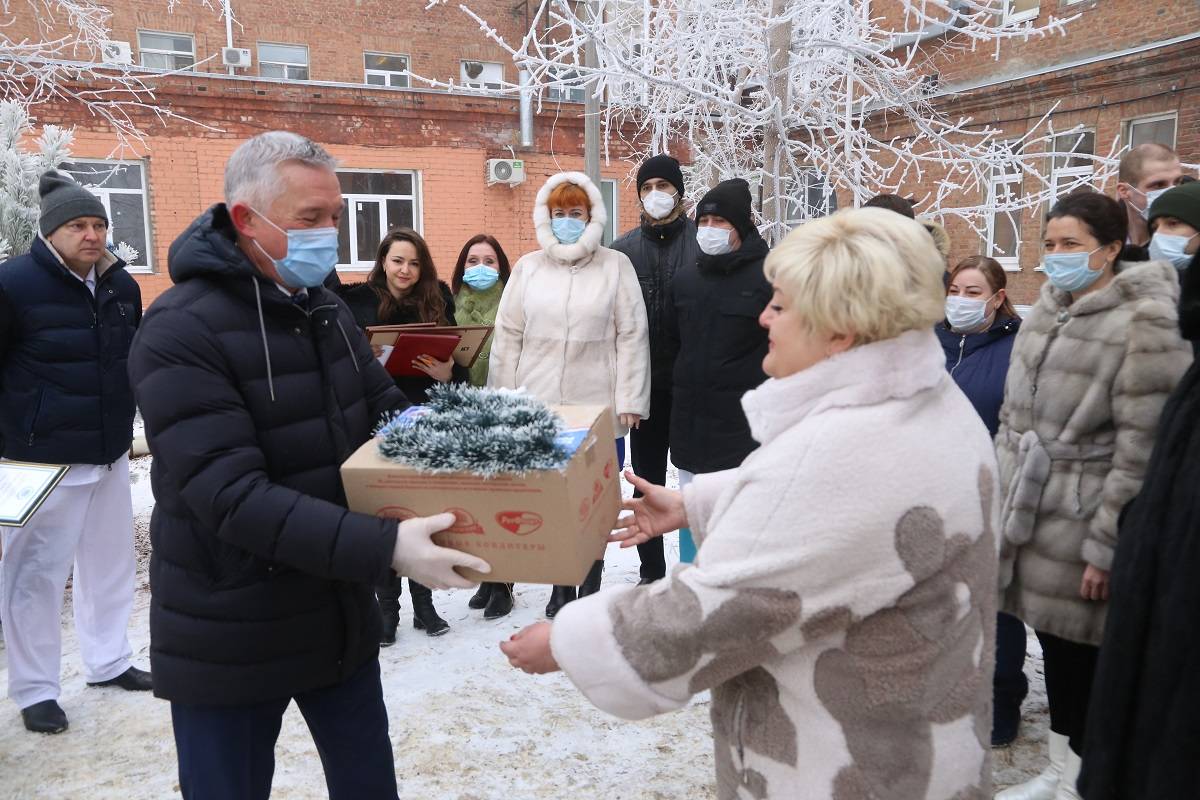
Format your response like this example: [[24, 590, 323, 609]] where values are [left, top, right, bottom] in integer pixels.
[[0, 455, 1050, 799]]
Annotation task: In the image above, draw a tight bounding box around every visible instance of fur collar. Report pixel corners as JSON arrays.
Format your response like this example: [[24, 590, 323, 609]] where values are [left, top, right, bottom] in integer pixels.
[[1042, 259, 1180, 317], [742, 329, 947, 444], [533, 172, 607, 266], [641, 200, 687, 227]]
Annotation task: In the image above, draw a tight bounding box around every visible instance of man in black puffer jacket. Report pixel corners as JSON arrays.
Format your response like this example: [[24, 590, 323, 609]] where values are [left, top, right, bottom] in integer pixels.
[[610, 154, 698, 583], [128, 132, 489, 800], [0, 171, 150, 736], [664, 178, 771, 562]]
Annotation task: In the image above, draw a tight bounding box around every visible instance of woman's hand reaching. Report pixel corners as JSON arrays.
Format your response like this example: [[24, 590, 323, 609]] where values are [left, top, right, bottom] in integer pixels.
[[609, 470, 688, 548]]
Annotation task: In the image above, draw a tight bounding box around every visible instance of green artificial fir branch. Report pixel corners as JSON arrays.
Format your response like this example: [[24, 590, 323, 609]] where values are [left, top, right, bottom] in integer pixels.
[[375, 384, 572, 477]]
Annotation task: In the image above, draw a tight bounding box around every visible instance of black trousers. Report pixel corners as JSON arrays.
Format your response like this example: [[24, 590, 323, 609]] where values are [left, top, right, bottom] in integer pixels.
[[171, 657, 397, 800], [629, 388, 671, 581], [376, 575, 430, 614], [1037, 629, 1100, 753]]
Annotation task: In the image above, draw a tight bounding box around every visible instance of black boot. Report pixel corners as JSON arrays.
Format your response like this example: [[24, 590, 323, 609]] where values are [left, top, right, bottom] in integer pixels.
[[21, 700, 68, 734], [483, 583, 515, 620], [545, 585, 576, 619], [410, 580, 450, 636], [577, 559, 604, 599], [468, 582, 493, 610], [377, 574, 402, 647]]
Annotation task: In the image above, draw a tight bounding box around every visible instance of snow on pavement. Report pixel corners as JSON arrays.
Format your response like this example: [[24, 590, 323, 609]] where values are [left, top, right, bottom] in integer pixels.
[[0, 455, 1049, 798]]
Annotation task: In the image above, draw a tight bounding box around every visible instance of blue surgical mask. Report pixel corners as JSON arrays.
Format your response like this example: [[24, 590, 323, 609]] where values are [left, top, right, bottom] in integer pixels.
[[551, 217, 587, 244], [945, 294, 994, 333], [1149, 232, 1198, 270], [250, 207, 340, 288], [1041, 247, 1104, 293], [1138, 187, 1170, 220], [463, 265, 500, 290]]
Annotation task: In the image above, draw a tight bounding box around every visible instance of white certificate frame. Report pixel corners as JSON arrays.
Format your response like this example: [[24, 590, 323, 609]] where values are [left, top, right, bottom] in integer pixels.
[[0, 462, 70, 527]]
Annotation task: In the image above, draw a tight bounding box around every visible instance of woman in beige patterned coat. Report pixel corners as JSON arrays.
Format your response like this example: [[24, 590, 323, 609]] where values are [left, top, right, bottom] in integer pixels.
[[501, 208, 1002, 800], [995, 191, 1191, 800]]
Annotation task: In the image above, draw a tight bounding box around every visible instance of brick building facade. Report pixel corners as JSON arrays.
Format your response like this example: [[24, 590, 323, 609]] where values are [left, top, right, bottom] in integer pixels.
[[6, 0, 1199, 306]]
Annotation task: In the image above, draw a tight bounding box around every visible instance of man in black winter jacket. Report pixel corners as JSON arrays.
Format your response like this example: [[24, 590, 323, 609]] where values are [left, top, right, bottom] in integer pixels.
[[127, 132, 489, 800], [664, 178, 771, 562], [610, 154, 698, 583], [0, 171, 151, 736]]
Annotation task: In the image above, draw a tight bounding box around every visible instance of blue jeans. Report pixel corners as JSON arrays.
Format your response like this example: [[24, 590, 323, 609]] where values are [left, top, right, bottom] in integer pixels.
[[171, 657, 397, 800]]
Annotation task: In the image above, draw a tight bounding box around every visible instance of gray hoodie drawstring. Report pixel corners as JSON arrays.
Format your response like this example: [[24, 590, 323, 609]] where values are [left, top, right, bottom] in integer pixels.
[[335, 319, 360, 374], [251, 277, 277, 403]]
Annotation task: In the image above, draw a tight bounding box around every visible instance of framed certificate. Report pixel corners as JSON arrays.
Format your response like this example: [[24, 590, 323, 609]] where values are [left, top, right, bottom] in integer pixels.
[[0, 462, 70, 527]]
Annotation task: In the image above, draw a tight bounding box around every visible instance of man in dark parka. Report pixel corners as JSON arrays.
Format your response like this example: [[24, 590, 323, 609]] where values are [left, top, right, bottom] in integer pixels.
[[128, 131, 488, 800], [610, 154, 698, 583]]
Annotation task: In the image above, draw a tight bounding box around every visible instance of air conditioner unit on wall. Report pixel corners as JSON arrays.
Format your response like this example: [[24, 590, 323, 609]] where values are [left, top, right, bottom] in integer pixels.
[[102, 40, 133, 65], [486, 158, 526, 186], [222, 47, 252, 68]]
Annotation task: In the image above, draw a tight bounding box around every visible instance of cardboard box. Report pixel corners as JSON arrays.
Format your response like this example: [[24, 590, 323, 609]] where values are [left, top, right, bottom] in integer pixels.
[[340, 405, 621, 585]]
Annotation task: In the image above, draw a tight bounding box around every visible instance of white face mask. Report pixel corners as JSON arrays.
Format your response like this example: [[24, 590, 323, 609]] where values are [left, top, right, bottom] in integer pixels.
[[944, 294, 994, 333], [696, 225, 734, 256], [641, 189, 677, 220]]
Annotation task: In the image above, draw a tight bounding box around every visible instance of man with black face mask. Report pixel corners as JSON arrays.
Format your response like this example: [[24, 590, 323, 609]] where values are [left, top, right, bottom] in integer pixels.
[[663, 178, 771, 564], [610, 154, 698, 583], [128, 131, 490, 800]]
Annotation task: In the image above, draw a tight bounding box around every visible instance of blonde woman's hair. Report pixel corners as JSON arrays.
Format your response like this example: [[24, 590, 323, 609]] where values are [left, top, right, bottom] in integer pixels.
[[764, 207, 945, 345]]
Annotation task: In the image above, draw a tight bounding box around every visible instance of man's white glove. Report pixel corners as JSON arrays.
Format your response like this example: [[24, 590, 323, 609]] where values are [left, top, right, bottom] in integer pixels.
[[391, 512, 491, 590]]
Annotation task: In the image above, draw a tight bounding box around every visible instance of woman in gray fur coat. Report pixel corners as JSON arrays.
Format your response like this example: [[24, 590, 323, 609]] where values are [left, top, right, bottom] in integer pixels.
[[995, 191, 1192, 800]]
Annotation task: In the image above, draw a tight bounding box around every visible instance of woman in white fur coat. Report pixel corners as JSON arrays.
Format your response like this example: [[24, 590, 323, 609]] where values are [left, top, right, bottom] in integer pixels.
[[488, 171, 651, 618], [501, 208, 1001, 800]]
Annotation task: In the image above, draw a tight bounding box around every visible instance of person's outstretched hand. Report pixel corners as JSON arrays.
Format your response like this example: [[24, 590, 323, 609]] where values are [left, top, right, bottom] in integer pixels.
[[500, 622, 559, 674], [609, 470, 688, 548], [391, 512, 491, 590]]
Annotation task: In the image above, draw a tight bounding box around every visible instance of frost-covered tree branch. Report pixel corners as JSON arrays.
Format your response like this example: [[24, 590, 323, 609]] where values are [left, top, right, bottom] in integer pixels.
[[1, 0, 226, 155], [430, 0, 1125, 245]]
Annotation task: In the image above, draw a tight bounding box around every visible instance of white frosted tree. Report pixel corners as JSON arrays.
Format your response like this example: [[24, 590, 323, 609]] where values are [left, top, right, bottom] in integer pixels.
[[0, 100, 74, 260], [432, 0, 1119, 244], [1, 0, 224, 153]]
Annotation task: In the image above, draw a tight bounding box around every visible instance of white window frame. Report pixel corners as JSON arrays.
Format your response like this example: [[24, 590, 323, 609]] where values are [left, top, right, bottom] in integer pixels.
[[986, 143, 1024, 272], [1049, 128, 1095, 200], [137, 30, 195, 71], [258, 42, 309, 81], [460, 60, 504, 92], [364, 52, 410, 88], [1004, 0, 1040, 23], [336, 169, 423, 271], [61, 159, 154, 274], [1124, 112, 1178, 149], [783, 171, 837, 225]]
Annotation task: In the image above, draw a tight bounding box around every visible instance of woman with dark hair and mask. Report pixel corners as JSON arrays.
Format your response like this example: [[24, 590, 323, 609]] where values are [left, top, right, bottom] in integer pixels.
[[450, 233, 516, 620], [936, 255, 1026, 748], [994, 191, 1190, 799], [342, 227, 468, 642]]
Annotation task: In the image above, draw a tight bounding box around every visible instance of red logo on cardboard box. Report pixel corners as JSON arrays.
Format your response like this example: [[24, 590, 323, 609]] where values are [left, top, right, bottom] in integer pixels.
[[496, 511, 543, 536], [603, 460, 613, 480], [592, 479, 604, 503], [445, 508, 485, 535], [578, 498, 591, 521], [377, 506, 417, 521]]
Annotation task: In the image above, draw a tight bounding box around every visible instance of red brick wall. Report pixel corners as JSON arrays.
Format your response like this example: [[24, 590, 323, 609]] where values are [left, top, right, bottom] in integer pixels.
[[29, 77, 647, 305]]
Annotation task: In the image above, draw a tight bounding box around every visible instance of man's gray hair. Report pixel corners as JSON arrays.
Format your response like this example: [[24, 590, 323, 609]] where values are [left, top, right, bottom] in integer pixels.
[[224, 131, 338, 208]]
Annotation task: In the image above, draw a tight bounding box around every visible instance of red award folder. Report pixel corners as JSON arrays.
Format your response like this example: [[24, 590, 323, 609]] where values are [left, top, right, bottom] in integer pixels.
[[382, 333, 462, 377]]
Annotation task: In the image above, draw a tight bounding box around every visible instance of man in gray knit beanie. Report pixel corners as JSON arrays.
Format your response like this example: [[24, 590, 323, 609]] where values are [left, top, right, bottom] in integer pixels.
[[0, 169, 148, 735], [36, 170, 110, 279]]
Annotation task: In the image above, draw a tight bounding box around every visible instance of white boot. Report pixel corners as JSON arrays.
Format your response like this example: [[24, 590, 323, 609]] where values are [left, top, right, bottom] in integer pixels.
[[995, 731, 1069, 799], [1055, 747, 1082, 800]]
